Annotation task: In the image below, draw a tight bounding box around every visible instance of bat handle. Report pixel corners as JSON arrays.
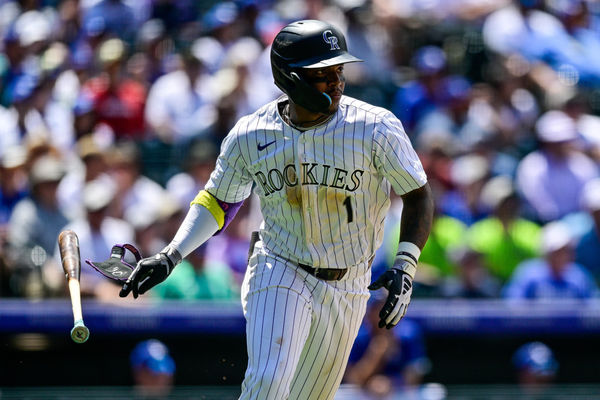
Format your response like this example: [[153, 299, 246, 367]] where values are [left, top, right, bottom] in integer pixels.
[[68, 279, 90, 343]]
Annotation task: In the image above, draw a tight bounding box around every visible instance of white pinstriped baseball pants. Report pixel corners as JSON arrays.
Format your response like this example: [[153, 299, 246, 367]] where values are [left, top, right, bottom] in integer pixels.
[[239, 241, 371, 400]]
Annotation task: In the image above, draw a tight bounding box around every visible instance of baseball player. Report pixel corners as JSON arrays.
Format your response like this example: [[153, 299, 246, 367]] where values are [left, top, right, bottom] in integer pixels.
[[119, 20, 434, 400]]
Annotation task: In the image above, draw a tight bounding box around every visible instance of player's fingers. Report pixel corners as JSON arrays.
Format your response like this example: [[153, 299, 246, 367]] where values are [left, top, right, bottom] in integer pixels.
[[385, 297, 403, 326], [118, 283, 132, 297], [367, 278, 384, 290], [378, 295, 398, 322], [388, 304, 406, 329], [119, 262, 142, 298]]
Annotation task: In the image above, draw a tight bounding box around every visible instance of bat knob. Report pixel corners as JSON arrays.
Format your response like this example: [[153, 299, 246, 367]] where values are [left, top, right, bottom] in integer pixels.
[[71, 320, 90, 344]]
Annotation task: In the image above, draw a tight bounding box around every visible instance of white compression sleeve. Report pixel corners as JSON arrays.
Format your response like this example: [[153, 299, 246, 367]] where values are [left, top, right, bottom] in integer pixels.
[[169, 204, 220, 258]]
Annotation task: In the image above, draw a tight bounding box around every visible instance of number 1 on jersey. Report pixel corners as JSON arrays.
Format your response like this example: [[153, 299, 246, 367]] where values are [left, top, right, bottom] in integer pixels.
[[343, 196, 353, 223]]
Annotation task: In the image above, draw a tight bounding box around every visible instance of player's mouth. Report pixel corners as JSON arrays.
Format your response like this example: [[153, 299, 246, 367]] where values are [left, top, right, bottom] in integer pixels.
[[328, 89, 342, 101]]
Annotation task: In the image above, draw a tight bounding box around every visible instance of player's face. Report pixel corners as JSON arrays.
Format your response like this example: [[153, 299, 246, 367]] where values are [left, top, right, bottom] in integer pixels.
[[302, 64, 346, 113]]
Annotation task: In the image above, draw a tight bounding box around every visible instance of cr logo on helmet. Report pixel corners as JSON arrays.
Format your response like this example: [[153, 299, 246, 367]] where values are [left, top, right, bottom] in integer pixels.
[[322, 30, 340, 50]]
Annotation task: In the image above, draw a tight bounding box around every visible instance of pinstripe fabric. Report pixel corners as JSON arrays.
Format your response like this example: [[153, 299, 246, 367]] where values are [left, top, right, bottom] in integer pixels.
[[205, 95, 427, 269], [204, 94, 426, 399], [240, 241, 371, 400]]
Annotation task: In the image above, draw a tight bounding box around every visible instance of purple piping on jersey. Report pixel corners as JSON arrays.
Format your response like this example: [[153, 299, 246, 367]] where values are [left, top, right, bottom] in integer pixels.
[[215, 198, 244, 234]]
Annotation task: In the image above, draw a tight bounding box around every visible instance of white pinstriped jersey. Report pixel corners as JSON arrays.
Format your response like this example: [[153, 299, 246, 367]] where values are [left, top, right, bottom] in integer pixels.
[[205, 95, 427, 269]]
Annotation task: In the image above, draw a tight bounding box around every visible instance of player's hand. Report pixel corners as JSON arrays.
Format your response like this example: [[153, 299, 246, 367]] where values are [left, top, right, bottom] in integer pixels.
[[368, 263, 413, 329], [119, 248, 179, 298]]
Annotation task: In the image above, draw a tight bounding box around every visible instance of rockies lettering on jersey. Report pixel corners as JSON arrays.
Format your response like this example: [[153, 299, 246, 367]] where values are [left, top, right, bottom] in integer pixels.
[[205, 95, 427, 269], [254, 164, 364, 195]]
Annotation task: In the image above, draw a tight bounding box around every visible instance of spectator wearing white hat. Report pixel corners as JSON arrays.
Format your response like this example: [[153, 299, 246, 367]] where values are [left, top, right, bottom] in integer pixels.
[[502, 220, 598, 299], [439, 154, 491, 225], [575, 178, 600, 284], [6, 155, 70, 297], [516, 110, 599, 223]]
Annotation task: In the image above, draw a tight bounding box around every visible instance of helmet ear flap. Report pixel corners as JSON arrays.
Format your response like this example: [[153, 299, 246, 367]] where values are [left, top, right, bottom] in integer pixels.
[[289, 72, 332, 114]]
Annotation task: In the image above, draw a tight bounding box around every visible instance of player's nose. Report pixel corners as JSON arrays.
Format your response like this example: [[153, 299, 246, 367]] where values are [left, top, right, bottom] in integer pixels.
[[325, 69, 343, 85]]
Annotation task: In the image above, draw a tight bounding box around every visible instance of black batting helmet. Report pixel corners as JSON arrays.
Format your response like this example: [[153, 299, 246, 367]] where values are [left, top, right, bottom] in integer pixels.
[[271, 20, 362, 113]]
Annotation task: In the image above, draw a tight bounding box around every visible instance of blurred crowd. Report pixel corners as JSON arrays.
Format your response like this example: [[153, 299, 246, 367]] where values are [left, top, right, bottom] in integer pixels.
[[2, 0, 600, 302], [2, 0, 598, 396]]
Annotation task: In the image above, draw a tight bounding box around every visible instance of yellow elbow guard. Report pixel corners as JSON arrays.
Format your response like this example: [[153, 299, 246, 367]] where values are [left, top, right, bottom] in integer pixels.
[[190, 190, 225, 229]]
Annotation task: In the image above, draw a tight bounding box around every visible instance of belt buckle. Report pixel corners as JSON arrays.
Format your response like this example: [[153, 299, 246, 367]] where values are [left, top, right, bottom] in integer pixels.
[[313, 267, 322, 279]]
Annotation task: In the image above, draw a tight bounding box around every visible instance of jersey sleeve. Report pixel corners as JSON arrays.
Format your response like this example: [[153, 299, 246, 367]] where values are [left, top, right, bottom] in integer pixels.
[[204, 123, 254, 203], [372, 111, 427, 195]]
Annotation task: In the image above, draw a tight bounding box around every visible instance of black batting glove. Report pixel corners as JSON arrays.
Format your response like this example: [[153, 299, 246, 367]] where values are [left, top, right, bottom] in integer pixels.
[[119, 246, 181, 299], [368, 262, 414, 329]]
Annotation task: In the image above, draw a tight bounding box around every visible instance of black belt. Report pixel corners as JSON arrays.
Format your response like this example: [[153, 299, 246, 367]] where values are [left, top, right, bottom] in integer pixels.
[[247, 231, 348, 281], [298, 263, 348, 281]]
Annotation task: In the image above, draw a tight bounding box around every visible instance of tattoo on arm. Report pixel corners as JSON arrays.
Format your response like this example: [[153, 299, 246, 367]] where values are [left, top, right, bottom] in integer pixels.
[[399, 183, 434, 249]]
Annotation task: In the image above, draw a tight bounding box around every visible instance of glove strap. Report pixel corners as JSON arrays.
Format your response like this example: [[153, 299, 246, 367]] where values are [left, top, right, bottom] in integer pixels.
[[161, 245, 182, 269], [393, 242, 420, 279]]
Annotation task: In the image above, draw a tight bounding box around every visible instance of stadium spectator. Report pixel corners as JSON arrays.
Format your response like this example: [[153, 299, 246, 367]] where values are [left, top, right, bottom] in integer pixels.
[[414, 75, 486, 152], [152, 241, 238, 300], [439, 245, 501, 298], [417, 214, 467, 280], [5, 154, 69, 297], [482, 0, 576, 103], [144, 38, 219, 145], [106, 141, 166, 221], [391, 45, 449, 133], [575, 178, 600, 284], [134, 18, 174, 85], [49, 179, 134, 299], [57, 134, 113, 220], [82, 38, 147, 140], [512, 341, 558, 395], [467, 175, 541, 282], [165, 138, 219, 210], [502, 220, 598, 300], [516, 110, 599, 223], [130, 339, 176, 399], [82, 0, 136, 43], [0, 23, 26, 108], [563, 93, 600, 164], [344, 291, 431, 397], [439, 154, 491, 226], [0, 145, 28, 226], [537, 0, 600, 88], [375, 192, 466, 285]]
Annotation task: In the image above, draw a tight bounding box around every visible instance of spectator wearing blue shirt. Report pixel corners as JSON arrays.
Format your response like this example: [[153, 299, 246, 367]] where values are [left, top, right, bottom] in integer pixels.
[[503, 221, 598, 299], [0, 146, 28, 226], [344, 291, 431, 398], [391, 45, 448, 134]]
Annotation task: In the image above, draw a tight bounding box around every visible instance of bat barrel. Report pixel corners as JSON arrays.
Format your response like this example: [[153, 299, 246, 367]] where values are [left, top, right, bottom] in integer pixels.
[[59, 230, 89, 343], [58, 230, 81, 280]]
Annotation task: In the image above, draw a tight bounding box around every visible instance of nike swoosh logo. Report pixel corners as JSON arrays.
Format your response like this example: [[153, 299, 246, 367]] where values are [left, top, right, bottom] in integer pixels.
[[257, 140, 276, 151]]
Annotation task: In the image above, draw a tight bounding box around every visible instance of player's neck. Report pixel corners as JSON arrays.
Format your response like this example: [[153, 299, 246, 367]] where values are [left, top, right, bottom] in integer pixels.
[[284, 101, 335, 130]]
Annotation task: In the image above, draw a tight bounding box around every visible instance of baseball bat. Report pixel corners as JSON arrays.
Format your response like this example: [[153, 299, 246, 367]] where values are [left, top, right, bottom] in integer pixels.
[[58, 230, 90, 344]]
